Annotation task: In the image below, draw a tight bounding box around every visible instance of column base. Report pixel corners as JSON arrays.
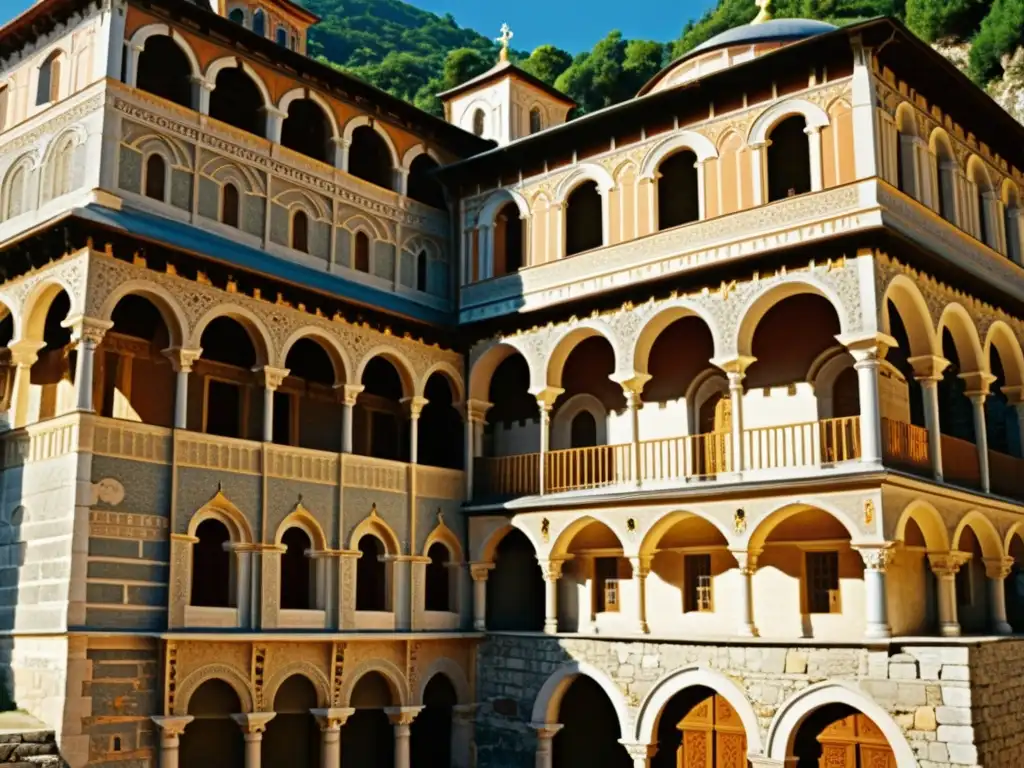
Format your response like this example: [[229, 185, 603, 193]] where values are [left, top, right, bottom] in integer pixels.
[[634, 621, 649, 635], [993, 620, 1013, 636], [863, 624, 892, 641], [543, 619, 558, 635], [940, 623, 962, 637], [473, 619, 486, 631], [736, 624, 759, 638]]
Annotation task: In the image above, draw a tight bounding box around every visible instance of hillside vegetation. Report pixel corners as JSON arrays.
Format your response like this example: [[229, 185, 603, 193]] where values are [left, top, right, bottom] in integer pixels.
[[300, 0, 1024, 118]]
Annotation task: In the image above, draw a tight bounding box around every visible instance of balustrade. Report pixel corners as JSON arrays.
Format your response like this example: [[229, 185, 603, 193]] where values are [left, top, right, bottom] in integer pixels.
[[744, 416, 861, 472], [940, 433, 981, 489], [544, 443, 630, 493], [881, 417, 930, 475]]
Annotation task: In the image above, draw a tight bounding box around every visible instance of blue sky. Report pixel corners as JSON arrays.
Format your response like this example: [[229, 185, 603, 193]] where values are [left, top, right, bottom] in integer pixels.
[[2, 0, 717, 52]]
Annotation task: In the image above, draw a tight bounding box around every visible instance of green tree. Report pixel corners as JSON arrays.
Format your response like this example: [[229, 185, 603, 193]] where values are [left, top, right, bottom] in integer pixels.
[[904, 0, 989, 41], [519, 44, 574, 86], [969, 0, 1024, 82]]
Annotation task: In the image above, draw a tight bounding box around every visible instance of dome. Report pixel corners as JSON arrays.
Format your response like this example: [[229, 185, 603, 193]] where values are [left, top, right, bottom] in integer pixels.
[[686, 18, 838, 59]]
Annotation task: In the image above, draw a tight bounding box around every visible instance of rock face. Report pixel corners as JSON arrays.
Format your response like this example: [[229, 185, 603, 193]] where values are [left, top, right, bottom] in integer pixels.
[[0, 731, 65, 767]]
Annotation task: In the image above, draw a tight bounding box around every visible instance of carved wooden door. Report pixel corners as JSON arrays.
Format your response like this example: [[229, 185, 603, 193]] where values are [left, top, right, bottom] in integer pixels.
[[816, 712, 896, 768], [676, 692, 747, 768]]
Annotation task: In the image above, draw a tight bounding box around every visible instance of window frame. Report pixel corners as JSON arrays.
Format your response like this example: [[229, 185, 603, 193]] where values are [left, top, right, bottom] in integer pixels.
[[805, 549, 841, 614]]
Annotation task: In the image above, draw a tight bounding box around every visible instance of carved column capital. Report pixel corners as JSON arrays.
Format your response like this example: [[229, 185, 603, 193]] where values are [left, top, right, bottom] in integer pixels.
[[311, 707, 355, 730], [731, 549, 761, 575], [231, 712, 276, 734], [337, 383, 365, 406], [929, 551, 970, 577], [253, 365, 290, 391], [7, 339, 45, 368], [162, 347, 203, 373], [538, 558, 566, 582], [908, 354, 950, 382], [63, 315, 113, 346], [856, 544, 897, 572], [530, 386, 564, 412], [401, 395, 429, 419], [385, 706, 424, 726], [984, 556, 1015, 581], [151, 715, 193, 738], [532, 722, 563, 740], [469, 562, 496, 582]]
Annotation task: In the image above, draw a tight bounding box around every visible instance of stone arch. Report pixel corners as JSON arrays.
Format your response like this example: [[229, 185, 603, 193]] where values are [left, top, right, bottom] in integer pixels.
[[186, 491, 254, 544], [548, 514, 627, 560], [277, 88, 340, 139], [546, 321, 620, 390], [476, 187, 530, 228], [203, 57, 272, 110], [929, 127, 956, 166], [277, 327, 352, 385], [748, 97, 830, 145], [881, 274, 939, 358], [745, 500, 861, 551], [734, 277, 850, 358], [190, 304, 273, 366], [200, 156, 265, 196], [348, 508, 401, 555], [400, 143, 442, 172], [20, 276, 79, 342], [936, 303, 985, 374], [422, 517, 463, 562], [468, 340, 533, 402], [128, 24, 201, 79], [128, 133, 192, 171], [967, 155, 993, 194], [341, 115, 399, 170], [984, 321, 1024, 389], [417, 361, 464, 403], [633, 666, 762, 751], [638, 510, 734, 557], [530, 661, 631, 736], [893, 499, 950, 552], [631, 301, 723, 375], [1004, 521, 1024, 557], [273, 504, 328, 551], [951, 510, 1003, 559], [477, 521, 543, 564], [263, 665, 331, 710], [894, 102, 918, 137], [551, 393, 607, 450], [1, 151, 38, 222], [417, 660, 471, 705], [765, 681, 917, 764], [554, 163, 615, 204], [273, 188, 330, 222], [39, 126, 85, 203], [355, 347, 416, 398], [1002, 178, 1020, 208], [340, 659, 409, 707], [341, 213, 390, 243], [96, 280, 188, 349], [174, 666, 254, 716], [638, 130, 718, 179]]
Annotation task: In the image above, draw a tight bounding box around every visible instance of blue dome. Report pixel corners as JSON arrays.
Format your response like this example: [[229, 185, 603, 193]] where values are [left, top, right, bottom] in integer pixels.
[[686, 18, 838, 58]]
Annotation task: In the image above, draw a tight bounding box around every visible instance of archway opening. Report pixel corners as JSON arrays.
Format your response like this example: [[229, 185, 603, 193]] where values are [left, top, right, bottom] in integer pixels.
[[767, 115, 811, 202], [552, 675, 630, 768], [494, 201, 524, 276], [29, 289, 74, 422], [790, 703, 895, 767], [657, 149, 699, 230], [209, 67, 264, 137], [263, 675, 319, 767], [357, 356, 407, 461], [282, 337, 344, 451], [354, 231, 371, 273], [894, 515, 938, 635], [280, 527, 313, 610], [565, 181, 602, 256], [411, 674, 456, 768], [487, 529, 543, 631], [558, 521, 628, 632], [1007, 533, 1024, 631], [472, 109, 485, 137], [180, 679, 243, 768], [954, 525, 990, 633], [198, 316, 259, 438], [102, 294, 174, 426], [934, 135, 957, 224], [222, 183, 240, 228], [192, 518, 233, 607], [419, 372, 463, 469], [651, 685, 747, 768], [349, 126, 394, 190], [144, 154, 167, 202], [937, 328, 979, 488], [425, 542, 453, 612], [985, 347, 1019, 458], [344, 672, 396, 766], [882, 300, 925, 428], [484, 352, 534, 458], [407, 154, 445, 209], [356, 534, 388, 612], [281, 98, 332, 165], [137, 35, 193, 108]]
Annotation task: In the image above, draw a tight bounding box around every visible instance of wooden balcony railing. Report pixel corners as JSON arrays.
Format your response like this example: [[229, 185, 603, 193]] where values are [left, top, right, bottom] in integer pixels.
[[545, 443, 631, 493], [474, 453, 540, 497], [988, 449, 1024, 500], [744, 417, 861, 471], [638, 432, 731, 482], [881, 418, 930, 474], [940, 433, 981, 489]]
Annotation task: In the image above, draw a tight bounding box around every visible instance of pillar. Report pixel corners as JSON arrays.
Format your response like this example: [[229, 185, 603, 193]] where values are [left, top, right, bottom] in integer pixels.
[[163, 348, 201, 430], [463, 400, 491, 499], [613, 374, 650, 485], [312, 708, 354, 768], [985, 558, 1014, 635], [470, 562, 494, 630], [910, 355, 949, 482], [339, 384, 364, 453], [620, 742, 657, 768], [151, 716, 193, 768], [963, 374, 995, 493], [401, 396, 429, 464], [749, 143, 766, 206], [193, 77, 214, 114], [451, 704, 477, 768], [540, 559, 563, 635], [532, 723, 562, 768], [385, 707, 423, 768], [844, 336, 891, 464], [628, 555, 650, 634], [125, 42, 144, 87], [731, 550, 759, 637], [713, 357, 753, 474], [262, 105, 288, 144], [929, 553, 965, 637], [231, 713, 276, 768], [532, 387, 563, 494], [805, 126, 824, 192], [694, 159, 707, 220], [68, 317, 111, 412], [7, 340, 43, 428], [330, 137, 350, 170], [857, 546, 893, 640], [254, 366, 289, 443]]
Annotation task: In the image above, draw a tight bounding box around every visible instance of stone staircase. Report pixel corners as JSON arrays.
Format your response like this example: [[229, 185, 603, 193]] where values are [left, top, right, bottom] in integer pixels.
[[0, 731, 64, 767]]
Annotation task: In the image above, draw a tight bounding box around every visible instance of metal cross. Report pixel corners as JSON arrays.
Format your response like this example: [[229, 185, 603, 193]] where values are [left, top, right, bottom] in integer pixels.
[[496, 23, 513, 61]]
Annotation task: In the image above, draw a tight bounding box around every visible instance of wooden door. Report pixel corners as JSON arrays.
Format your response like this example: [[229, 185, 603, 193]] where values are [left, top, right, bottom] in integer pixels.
[[816, 712, 896, 768], [676, 692, 747, 768], [697, 394, 731, 476]]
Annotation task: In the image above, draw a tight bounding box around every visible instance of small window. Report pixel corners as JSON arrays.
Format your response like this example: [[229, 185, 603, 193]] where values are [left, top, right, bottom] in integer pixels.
[[292, 210, 309, 252], [416, 250, 428, 292], [594, 557, 620, 613], [222, 183, 240, 228], [603, 579, 620, 612], [805, 551, 840, 614], [144, 154, 167, 201], [0, 85, 9, 132], [228, 8, 245, 24], [684, 554, 713, 613], [252, 9, 266, 37], [37, 52, 61, 106], [472, 108, 485, 137], [354, 231, 370, 272], [276, 27, 287, 46], [529, 107, 542, 135]]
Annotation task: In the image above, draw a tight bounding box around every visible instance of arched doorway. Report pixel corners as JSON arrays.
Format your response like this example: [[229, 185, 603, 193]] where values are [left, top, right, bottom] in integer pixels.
[[552, 676, 630, 768], [197, 316, 260, 438], [343, 672, 395, 766], [281, 337, 344, 451], [102, 294, 175, 426], [418, 372, 463, 469], [356, 534, 389, 612], [180, 679, 243, 768], [651, 686, 747, 768], [356, 356, 407, 461], [791, 704, 895, 767], [411, 674, 456, 767], [486, 529, 543, 631], [191, 519, 232, 607], [263, 675, 319, 767]]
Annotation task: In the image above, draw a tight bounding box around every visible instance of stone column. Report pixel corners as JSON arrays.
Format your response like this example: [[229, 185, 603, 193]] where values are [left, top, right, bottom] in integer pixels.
[[163, 347, 202, 430], [910, 355, 949, 482], [805, 125, 824, 191], [929, 553, 966, 637], [694, 159, 707, 220], [962, 371, 996, 493], [731, 550, 759, 637], [339, 384, 364, 453], [748, 142, 766, 206], [385, 707, 423, 768], [451, 704, 478, 768], [462, 400, 492, 499], [532, 723, 563, 768], [125, 42, 145, 87], [254, 366, 289, 443], [312, 707, 354, 768], [231, 713, 276, 768], [532, 387, 563, 494], [262, 105, 288, 144], [628, 555, 651, 634], [152, 716, 193, 768], [330, 137, 350, 170], [619, 742, 657, 768], [613, 374, 650, 485], [713, 357, 753, 474], [843, 336, 892, 464], [401, 396, 429, 464], [7, 340, 44, 428], [470, 562, 495, 630], [193, 77, 214, 114], [539, 559, 563, 634], [68, 317, 112, 412], [857, 545, 894, 640], [985, 557, 1014, 635]]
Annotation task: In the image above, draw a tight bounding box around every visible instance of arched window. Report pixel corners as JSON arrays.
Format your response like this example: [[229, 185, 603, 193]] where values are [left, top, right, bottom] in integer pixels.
[[766, 115, 811, 202], [570, 410, 598, 448], [356, 535, 387, 611], [37, 52, 61, 106], [280, 527, 313, 610], [191, 519, 232, 607], [933, 134, 957, 224], [425, 543, 451, 612], [354, 231, 370, 272], [222, 183, 240, 228], [348, 126, 394, 190], [416, 250, 428, 292], [49, 140, 75, 201], [281, 98, 332, 164], [895, 106, 918, 199], [472, 108, 485, 137], [292, 210, 309, 252], [529, 107, 542, 135], [657, 149, 700, 229], [4, 165, 26, 220], [252, 9, 266, 37], [565, 181, 603, 256], [1006, 187, 1022, 263], [209, 67, 265, 137], [276, 27, 287, 46], [494, 201, 523, 275], [136, 35, 193, 108], [144, 154, 167, 202], [228, 7, 245, 24]]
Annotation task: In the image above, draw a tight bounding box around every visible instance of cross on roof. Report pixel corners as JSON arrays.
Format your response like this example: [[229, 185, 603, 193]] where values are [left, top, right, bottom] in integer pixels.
[[753, 0, 774, 24], [496, 23, 513, 62]]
